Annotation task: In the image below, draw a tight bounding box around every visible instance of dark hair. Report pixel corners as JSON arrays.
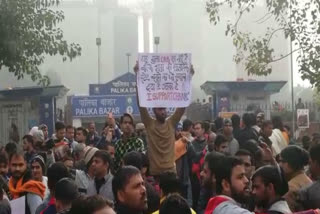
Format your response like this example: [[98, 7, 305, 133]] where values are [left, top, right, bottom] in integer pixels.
[[76, 127, 88, 137], [159, 172, 181, 196], [47, 162, 70, 191], [280, 146, 309, 171], [302, 136, 311, 150], [302, 135, 311, 144], [123, 151, 142, 170], [5, 142, 17, 158], [70, 195, 114, 214], [0, 154, 8, 166], [214, 135, 228, 147], [182, 119, 193, 132], [23, 135, 34, 146], [9, 148, 25, 162], [235, 149, 254, 166], [55, 178, 79, 203], [215, 156, 244, 194], [146, 182, 160, 213], [252, 165, 288, 196], [66, 125, 75, 131], [272, 116, 284, 131], [262, 120, 273, 129], [112, 166, 141, 202], [193, 121, 205, 129], [284, 125, 291, 132], [204, 152, 225, 177], [106, 142, 114, 148], [309, 144, 320, 165], [93, 150, 112, 165], [241, 140, 261, 166], [214, 117, 223, 131], [231, 114, 240, 128], [242, 113, 255, 128], [159, 193, 191, 214], [203, 121, 211, 133], [120, 113, 134, 125], [55, 121, 66, 131]]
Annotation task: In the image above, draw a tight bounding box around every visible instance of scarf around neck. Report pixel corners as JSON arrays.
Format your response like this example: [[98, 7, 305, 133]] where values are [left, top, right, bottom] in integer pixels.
[[9, 176, 45, 199]]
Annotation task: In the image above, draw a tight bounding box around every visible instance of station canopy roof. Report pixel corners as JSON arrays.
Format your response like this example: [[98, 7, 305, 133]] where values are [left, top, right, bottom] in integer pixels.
[[201, 81, 287, 95]]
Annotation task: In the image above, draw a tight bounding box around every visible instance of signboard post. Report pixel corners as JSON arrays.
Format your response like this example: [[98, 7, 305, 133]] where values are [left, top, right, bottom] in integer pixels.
[[137, 53, 192, 108], [297, 109, 309, 129]]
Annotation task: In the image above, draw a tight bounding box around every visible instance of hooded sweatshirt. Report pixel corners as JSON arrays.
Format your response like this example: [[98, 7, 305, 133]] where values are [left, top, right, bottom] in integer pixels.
[[205, 195, 252, 214]]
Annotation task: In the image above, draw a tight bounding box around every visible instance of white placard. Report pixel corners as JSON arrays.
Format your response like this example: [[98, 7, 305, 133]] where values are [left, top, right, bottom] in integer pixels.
[[137, 53, 192, 108], [297, 109, 309, 129], [10, 196, 25, 214]]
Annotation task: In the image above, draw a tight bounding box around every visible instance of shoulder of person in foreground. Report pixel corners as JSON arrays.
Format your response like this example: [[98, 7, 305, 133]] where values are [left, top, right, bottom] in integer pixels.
[[205, 196, 252, 214]]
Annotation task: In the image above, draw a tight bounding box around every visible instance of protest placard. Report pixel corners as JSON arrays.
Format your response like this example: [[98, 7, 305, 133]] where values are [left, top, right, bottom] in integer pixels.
[[10, 196, 25, 214], [137, 53, 192, 108], [297, 109, 309, 129]]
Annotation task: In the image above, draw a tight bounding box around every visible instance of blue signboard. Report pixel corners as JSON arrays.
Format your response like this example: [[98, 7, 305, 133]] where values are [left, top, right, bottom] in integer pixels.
[[72, 95, 139, 118], [89, 72, 137, 96]]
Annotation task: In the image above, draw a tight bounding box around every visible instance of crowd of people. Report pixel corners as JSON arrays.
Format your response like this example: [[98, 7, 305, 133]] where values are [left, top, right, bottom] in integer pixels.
[[0, 106, 320, 214], [0, 65, 319, 214]]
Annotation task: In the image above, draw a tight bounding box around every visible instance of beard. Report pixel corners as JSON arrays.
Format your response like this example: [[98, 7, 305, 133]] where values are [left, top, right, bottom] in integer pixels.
[[202, 177, 213, 189], [12, 171, 24, 180], [230, 185, 250, 204], [253, 189, 269, 209]]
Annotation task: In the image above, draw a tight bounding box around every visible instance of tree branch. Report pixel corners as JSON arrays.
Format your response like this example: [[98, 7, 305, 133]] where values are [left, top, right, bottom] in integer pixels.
[[267, 28, 285, 46], [270, 48, 301, 63], [235, 1, 255, 33], [256, 13, 273, 24]]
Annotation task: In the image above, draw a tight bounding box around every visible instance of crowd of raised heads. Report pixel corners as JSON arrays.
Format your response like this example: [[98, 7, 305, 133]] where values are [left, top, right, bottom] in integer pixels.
[[0, 110, 320, 214]]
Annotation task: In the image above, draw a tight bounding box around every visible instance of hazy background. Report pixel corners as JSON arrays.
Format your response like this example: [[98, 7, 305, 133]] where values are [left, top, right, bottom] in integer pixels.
[[0, 0, 312, 102]]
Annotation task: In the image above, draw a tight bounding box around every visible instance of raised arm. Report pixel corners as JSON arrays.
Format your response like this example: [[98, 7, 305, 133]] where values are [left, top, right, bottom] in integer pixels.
[[169, 64, 195, 126], [134, 62, 152, 125]]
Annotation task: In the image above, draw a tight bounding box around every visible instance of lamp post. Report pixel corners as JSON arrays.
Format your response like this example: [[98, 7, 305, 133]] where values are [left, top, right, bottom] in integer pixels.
[[289, 0, 295, 136], [96, 37, 101, 84], [96, 0, 102, 84], [154, 36, 160, 53], [126, 53, 131, 73]]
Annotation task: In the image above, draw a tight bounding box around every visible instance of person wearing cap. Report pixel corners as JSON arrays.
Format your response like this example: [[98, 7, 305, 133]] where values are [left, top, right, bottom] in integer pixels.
[[87, 151, 114, 201], [175, 122, 183, 140], [71, 146, 98, 194], [29, 127, 45, 150], [73, 143, 87, 171], [114, 113, 144, 172], [39, 124, 49, 141], [55, 178, 79, 214], [31, 155, 50, 200], [222, 118, 239, 156]]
